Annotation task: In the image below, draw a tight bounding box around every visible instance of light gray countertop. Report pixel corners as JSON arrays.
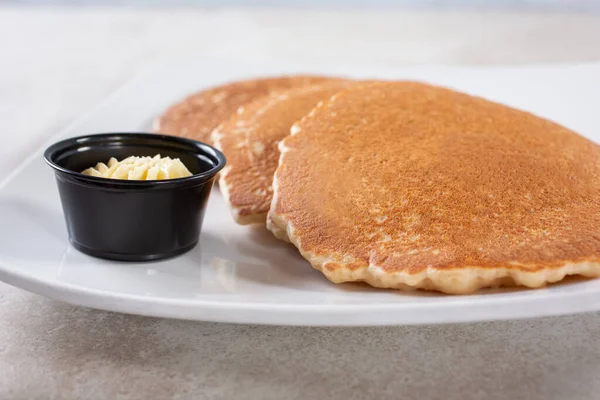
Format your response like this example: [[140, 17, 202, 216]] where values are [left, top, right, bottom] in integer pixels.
[[2, 7, 600, 399]]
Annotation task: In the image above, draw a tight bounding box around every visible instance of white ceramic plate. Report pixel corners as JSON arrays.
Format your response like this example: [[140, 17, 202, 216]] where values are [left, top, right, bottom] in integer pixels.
[[2, 59, 600, 326]]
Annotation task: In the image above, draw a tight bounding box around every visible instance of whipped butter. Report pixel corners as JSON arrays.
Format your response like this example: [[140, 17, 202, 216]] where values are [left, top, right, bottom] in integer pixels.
[[81, 154, 192, 180]]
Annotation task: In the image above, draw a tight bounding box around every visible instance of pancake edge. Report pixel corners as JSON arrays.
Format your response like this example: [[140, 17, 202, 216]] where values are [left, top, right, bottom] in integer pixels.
[[268, 206, 600, 294]]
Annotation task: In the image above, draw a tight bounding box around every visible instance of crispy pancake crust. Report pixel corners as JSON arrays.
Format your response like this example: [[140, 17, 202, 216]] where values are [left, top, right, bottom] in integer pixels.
[[153, 76, 337, 144], [267, 82, 600, 294], [214, 82, 353, 224]]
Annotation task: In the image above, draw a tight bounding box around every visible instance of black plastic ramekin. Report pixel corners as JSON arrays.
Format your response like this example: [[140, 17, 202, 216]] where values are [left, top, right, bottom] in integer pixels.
[[44, 132, 226, 261]]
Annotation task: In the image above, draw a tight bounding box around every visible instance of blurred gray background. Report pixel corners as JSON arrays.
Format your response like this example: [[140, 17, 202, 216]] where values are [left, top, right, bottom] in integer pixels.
[[3, 0, 600, 12]]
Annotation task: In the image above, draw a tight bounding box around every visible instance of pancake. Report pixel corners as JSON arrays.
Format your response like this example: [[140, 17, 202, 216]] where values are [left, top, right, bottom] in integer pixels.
[[268, 81, 600, 294], [153, 76, 338, 144], [214, 81, 353, 224]]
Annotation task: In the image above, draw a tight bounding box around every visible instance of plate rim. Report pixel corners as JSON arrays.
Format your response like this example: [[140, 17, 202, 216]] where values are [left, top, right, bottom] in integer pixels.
[[2, 259, 600, 326]]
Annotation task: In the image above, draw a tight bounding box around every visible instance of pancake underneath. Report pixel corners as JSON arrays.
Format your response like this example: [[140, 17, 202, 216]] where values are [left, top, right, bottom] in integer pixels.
[[154, 75, 337, 144], [214, 81, 353, 224], [268, 81, 600, 294]]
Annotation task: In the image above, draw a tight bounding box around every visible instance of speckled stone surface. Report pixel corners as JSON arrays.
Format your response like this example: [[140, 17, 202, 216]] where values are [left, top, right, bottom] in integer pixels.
[[2, 7, 600, 399]]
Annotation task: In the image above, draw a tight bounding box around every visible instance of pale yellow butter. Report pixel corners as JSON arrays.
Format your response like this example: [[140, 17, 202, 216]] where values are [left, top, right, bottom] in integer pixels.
[[81, 154, 192, 180]]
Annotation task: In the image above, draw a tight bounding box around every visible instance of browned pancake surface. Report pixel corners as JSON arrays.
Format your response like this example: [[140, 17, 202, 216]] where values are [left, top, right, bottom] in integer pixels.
[[268, 81, 600, 293], [215, 81, 353, 224], [154, 76, 337, 144]]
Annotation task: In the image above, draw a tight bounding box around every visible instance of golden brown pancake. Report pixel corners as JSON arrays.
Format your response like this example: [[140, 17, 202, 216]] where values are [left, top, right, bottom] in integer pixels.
[[268, 81, 600, 294], [153, 76, 338, 144], [214, 81, 353, 224]]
